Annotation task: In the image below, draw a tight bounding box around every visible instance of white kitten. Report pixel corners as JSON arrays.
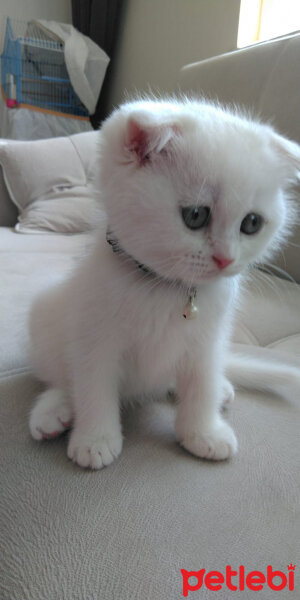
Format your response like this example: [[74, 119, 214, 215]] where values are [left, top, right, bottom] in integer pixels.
[[29, 99, 300, 469]]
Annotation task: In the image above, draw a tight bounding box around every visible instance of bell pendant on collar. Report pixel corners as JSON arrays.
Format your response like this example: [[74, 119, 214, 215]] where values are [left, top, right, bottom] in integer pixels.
[[183, 293, 198, 320]]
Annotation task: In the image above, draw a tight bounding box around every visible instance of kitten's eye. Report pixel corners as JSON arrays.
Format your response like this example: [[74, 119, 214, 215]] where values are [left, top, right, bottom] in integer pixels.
[[181, 206, 211, 230], [240, 213, 263, 235]]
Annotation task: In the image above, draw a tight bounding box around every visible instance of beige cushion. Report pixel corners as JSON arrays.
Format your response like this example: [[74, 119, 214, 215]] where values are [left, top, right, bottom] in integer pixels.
[[233, 271, 300, 355], [0, 132, 101, 234], [0, 228, 95, 375], [0, 371, 299, 599]]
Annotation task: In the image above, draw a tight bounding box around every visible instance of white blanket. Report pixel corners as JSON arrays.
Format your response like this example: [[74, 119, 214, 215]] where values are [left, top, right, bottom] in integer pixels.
[[34, 20, 110, 115]]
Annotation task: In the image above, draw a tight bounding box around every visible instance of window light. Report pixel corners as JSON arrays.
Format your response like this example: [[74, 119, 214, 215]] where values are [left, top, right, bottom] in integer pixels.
[[237, 0, 300, 48]]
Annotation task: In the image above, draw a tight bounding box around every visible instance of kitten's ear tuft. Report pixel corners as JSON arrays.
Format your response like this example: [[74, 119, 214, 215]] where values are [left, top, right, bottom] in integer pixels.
[[124, 114, 180, 164], [125, 118, 150, 162], [271, 132, 300, 180]]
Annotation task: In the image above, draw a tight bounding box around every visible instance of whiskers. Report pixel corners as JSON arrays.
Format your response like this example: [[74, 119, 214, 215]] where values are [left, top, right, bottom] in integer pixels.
[[245, 264, 300, 308], [262, 262, 298, 284]]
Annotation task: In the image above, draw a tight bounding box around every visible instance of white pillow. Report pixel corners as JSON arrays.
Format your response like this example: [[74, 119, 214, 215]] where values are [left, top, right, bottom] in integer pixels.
[[0, 131, 101, 234]]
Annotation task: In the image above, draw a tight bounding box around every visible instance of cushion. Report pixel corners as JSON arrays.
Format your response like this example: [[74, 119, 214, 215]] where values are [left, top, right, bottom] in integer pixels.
[[233, 270, 300, 358], [0, 131, 101, 234], [0, 374, 299, 599], [0, 228, 96, 376]]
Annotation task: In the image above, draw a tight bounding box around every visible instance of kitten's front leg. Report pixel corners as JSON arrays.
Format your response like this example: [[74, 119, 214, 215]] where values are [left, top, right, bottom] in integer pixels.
[[67, 350, 122, 470], [175, 352, 237, 461]]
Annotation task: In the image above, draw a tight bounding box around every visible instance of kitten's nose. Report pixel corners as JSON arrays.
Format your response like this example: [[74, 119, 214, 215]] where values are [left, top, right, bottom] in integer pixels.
[[212, 255, 234, 270]]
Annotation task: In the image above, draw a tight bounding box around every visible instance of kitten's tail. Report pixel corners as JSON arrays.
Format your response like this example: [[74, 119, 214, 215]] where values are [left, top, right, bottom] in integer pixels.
[[227, 344, 300, 403]]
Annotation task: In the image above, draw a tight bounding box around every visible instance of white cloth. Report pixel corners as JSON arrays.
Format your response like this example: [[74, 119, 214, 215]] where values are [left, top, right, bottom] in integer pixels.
[[0, 132, 103, 234], [35, 20, 110, 115]]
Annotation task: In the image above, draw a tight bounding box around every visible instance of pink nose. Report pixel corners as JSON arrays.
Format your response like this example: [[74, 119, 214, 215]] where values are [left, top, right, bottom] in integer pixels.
[[212, 255, 234, 270]]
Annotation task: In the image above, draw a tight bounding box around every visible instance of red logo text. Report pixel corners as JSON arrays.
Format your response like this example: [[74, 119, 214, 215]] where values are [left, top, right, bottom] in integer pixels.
[[181, 564, 295, 596]]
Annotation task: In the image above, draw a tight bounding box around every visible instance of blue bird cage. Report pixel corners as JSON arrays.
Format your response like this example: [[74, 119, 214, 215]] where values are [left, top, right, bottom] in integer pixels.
[[1, 18, 89, 117]]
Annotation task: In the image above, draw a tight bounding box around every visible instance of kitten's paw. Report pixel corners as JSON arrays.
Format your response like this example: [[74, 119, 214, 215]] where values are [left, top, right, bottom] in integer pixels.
[[221, 379, 235, 407], [179, 420, 238, 461], [30, 389, 72, 440], [67, 429, 123, 469]]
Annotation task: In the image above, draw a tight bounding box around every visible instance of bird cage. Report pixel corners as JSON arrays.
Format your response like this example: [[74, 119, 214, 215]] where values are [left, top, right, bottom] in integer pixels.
[[1, 17, 89, 117]]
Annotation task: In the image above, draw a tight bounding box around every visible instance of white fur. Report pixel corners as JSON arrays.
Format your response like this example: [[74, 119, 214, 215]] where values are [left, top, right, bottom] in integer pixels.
[[29, 98, 300, 469]]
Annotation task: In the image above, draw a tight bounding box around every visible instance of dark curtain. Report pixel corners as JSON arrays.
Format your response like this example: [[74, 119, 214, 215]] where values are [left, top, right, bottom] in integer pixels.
[[72, 0, 124, 128]]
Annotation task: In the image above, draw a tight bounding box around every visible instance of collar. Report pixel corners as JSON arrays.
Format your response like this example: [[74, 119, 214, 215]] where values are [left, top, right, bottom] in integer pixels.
[[106, 229, 154, 276], [106, 228, 198, 320]]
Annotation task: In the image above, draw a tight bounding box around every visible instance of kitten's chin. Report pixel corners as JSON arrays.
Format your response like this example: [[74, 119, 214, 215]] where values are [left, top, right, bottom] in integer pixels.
[[173, 268, 239, 287], [158, 269, 221, 287]]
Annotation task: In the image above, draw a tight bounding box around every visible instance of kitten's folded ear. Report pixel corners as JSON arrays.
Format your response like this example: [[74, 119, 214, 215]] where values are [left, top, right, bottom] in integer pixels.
[[271, 132, 300, 181], [124, 112, 180, 164]]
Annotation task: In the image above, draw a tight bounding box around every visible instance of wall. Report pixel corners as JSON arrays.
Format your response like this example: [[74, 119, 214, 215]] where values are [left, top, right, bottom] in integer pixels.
[[0, 0, 71, 49], [107, 0, 241, 110]]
